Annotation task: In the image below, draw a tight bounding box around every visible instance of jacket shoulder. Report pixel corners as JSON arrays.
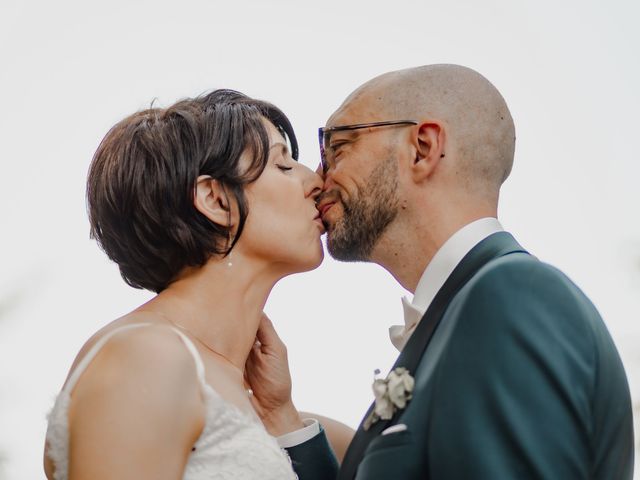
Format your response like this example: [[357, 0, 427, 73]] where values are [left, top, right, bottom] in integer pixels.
[[460, 252, 599, 327]]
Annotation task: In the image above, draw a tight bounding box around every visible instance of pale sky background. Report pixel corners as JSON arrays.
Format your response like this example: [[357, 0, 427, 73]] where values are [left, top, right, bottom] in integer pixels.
[[1, 0, 639, 478]]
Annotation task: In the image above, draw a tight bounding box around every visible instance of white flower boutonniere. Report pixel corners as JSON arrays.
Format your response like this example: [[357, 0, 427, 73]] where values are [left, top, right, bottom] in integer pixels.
[[363, 367, 415, 430]]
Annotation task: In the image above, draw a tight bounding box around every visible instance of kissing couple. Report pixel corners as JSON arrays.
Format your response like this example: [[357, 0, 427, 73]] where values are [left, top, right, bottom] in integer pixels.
[[44, 65, 634, 479]]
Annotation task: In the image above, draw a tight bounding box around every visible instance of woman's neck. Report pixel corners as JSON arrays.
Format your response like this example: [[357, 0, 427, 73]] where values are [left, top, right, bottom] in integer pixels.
[[138, 254, 280, 372]]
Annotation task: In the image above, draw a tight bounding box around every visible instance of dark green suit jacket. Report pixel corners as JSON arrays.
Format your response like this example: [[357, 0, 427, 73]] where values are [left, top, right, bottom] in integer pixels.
[[287, 232, 634, 479]]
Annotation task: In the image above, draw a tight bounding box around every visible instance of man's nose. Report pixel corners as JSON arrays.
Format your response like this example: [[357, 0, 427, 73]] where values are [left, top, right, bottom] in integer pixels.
[[315, 162, 335, 193]]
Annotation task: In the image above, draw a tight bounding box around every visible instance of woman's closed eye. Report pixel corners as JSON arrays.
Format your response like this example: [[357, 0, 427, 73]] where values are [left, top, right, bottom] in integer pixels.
[[276, 164, 293, 172]]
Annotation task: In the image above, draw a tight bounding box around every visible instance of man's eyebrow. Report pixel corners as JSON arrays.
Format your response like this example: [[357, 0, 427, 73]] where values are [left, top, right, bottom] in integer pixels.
[[327, 130, 358, 142]]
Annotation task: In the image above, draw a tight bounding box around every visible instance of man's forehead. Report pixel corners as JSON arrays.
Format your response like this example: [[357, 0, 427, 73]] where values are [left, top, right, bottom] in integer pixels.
[[326, 108, 350, 128], [326, 92, 384, 128]]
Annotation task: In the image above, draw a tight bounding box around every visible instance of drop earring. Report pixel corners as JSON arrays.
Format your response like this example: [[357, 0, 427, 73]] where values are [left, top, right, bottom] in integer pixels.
[[224, 231, 233, 267]]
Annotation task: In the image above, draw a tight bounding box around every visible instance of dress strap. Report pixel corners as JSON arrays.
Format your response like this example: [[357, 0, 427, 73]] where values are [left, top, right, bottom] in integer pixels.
[[63, 323, 209, 394], [63, 323, 151, 393], [166, 327, 207, 389]]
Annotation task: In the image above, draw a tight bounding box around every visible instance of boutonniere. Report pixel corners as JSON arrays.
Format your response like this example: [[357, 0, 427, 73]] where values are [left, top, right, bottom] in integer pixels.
[[363, 367, 415, 430]]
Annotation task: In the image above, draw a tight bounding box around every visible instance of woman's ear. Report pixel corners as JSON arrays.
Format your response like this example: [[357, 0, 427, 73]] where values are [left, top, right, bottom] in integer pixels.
[[411, 121, 446, 182], [193, 175, 235, 227]]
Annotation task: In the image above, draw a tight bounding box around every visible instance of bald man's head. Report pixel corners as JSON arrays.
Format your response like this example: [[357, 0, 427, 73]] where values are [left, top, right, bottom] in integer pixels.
[[331, 64, 515, 198]]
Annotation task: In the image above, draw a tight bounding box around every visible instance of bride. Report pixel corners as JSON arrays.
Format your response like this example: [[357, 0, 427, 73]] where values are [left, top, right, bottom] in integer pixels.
[[44, 89, 327, 479]]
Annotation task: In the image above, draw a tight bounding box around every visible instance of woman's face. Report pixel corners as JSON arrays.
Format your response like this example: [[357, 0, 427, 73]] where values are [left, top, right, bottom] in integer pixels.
[[237, 120, 325, 274]]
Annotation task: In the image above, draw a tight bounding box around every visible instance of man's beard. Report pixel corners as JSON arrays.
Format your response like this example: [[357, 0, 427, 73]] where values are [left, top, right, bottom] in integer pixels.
[[326, 155, 399, 262]]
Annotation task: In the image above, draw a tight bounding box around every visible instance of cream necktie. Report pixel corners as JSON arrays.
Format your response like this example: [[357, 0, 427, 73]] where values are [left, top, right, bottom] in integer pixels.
[[389, 296, 425, 351]]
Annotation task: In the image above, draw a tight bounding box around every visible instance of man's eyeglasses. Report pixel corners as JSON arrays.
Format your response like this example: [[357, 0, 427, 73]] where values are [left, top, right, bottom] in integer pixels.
[[318, 120, 418, 172]]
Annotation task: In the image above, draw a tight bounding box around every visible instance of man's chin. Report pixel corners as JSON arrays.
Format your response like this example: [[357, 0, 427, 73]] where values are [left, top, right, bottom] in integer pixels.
[[326, 235, 368, 263]]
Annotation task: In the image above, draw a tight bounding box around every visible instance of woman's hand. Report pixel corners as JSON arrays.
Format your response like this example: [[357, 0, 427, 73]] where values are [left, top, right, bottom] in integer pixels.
[[245, 313, 304, 436]]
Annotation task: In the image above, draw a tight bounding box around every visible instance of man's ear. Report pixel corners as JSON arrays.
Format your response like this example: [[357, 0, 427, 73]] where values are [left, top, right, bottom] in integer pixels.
[[193, 175, 235, 227], [411, 121, 446, 182]]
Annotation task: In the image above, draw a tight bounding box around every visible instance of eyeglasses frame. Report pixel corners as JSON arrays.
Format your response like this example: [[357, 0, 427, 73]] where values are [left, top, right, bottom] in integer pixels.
[[318, 120, 418, 172]]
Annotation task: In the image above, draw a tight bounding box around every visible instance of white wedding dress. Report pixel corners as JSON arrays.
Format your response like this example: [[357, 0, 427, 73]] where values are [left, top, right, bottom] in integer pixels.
[[45, 323, 297, 480]]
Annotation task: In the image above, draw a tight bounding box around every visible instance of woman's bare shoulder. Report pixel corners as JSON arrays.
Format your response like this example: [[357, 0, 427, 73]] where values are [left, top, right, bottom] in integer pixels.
[[62, 311, 168, 383], [45, 315, 205, 479], [72, 322, 205, 478], [75, 318, 199, 391]]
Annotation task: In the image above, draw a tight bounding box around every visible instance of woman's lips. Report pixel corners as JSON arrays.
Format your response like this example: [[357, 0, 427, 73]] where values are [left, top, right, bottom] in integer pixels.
[[313, 214, 326, 233]]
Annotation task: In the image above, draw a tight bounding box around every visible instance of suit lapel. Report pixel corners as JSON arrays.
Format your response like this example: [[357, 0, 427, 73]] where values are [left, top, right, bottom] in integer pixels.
[[338, 232, 528, 480]]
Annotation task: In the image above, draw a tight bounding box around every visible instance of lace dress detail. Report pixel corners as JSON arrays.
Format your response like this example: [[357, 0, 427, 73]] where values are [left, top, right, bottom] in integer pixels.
[[45, 323, 297, 480]]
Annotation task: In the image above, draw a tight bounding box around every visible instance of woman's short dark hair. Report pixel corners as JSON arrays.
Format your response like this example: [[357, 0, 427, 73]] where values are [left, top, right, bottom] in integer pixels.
[[87, 89, 298, 293]]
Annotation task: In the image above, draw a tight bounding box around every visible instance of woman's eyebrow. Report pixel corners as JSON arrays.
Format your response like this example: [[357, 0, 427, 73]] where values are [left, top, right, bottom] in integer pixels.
[[269, 142, 289, 155]]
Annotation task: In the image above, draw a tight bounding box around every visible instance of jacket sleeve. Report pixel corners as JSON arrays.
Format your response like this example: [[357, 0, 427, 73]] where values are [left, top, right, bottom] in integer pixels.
[[426, 257, 634, 479], [286, 426, 339, 480]]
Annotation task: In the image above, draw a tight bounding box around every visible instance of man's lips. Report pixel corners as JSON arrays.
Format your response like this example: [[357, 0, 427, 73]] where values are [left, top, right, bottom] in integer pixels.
[[318, 201, 336, 218]]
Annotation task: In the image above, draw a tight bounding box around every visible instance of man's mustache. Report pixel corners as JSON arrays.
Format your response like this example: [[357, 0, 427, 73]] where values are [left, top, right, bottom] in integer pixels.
[[316, 189, 344, 207]]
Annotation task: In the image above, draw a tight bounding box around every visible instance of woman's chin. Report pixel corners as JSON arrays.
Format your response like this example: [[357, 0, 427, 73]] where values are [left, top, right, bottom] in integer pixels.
[[301, 249, 325, 272], [286, 249, 325, 275], [311, 249, 325, 269]]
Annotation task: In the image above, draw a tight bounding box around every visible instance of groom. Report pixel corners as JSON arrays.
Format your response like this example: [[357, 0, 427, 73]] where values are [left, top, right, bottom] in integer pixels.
[[247, 64, 635, 479]]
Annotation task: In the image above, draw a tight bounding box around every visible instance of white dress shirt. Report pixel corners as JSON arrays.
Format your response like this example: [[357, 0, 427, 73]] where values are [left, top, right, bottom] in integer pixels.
[[389, 217, 504, 351], [277, 418, 321, 448], [277, 217, 504, 447]]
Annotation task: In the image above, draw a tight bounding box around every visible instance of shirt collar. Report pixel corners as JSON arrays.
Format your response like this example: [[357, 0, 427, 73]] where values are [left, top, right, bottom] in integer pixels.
[[389, 217, 504, 351]]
